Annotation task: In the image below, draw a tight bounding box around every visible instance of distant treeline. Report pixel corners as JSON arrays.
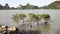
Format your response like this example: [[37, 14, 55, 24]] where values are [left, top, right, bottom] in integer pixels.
[[0, 4, 10, 10], [0, 4, 15, 10], [0, 3, 40, 10], [0, 1, 60, 10], [42, 1, 60, 9]]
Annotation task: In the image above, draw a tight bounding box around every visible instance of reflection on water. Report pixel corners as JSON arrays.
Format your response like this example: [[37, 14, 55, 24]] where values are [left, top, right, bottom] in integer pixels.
[[56, 30, 60, 34], [0, 23, 50, 34]]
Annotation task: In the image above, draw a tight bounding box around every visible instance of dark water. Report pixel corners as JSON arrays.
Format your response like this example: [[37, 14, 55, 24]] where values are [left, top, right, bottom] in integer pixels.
[[0, 9, 60, 34]]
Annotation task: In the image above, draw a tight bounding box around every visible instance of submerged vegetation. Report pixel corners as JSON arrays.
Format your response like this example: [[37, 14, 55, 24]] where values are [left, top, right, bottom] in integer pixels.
[[11, 13, 51, 34], [12, 13, 26, 24], [12, 13, 50, 25], [12, 13, 50, 28]]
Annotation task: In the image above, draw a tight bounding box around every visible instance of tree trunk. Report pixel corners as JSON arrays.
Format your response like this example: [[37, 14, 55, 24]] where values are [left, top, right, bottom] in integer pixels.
[[37, 20, 39, 31], [30, 21, 32, 28], [16, 21, 19, 27], [44, 21, 48, 25], [23, 19, 24, 23]]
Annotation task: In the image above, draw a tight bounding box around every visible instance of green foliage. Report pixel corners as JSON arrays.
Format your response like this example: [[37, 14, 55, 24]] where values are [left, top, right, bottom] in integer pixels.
[[12, 13, 19, 24], [19, 3, 39, 9], [12, 13, 26, 24], [12, 13, 51, 28], [41, 14, 50, 20], [0, 4, 3, 9], [44, 1, 60, 9], [19, 14, 26, 19], [12, 13, 51, 31], [4, 4, 10, 9], [0, 3, 10, 10], [12, 13, 50, 23], [29, 13, 41, 26], [29, 13, 38, 22], [24, 3, 32, 9]]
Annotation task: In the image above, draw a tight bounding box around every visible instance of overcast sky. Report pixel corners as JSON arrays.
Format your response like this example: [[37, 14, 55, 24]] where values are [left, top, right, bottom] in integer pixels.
[[0, 0, 56, 8]]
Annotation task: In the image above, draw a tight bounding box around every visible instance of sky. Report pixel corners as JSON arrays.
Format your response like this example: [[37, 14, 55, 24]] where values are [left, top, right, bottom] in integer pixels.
[[0, 0, 56, 8]]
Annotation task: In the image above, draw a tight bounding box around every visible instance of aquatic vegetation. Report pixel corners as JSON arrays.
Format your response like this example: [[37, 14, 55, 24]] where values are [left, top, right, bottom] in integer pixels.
[[11, 13, 51, 34]]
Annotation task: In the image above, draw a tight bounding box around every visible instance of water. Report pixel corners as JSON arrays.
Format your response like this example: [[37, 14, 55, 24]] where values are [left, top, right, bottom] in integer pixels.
[[0, 9, 60, 34]]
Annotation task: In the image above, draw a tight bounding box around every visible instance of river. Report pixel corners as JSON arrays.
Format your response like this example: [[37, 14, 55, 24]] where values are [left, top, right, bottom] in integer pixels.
[[0, 9, 60, 34]]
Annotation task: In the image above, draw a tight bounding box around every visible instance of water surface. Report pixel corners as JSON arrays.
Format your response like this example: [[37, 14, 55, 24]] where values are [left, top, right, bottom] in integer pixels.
[[0, 9, 60, 34]]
